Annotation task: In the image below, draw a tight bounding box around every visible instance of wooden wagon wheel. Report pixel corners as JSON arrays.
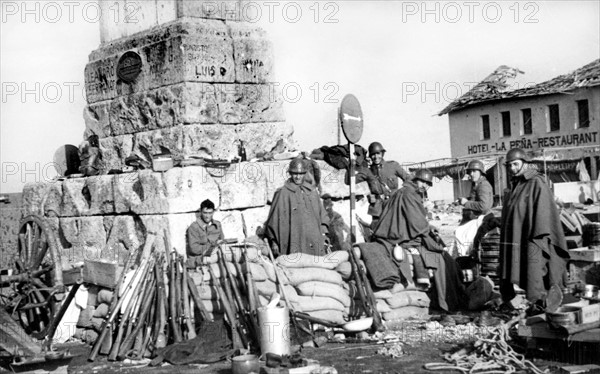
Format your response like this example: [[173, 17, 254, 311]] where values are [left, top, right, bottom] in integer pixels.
[[1, 215, 64, 340]]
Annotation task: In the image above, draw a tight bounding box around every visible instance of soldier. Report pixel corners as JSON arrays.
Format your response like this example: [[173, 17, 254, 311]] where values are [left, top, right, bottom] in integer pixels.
[[372, 169, 466, 311], [186, 199, 224, 267], [499, 148, 569, 304], [458, 159, 497, 255], [265, 158, 329, 256], [355, 142, 412, 226]]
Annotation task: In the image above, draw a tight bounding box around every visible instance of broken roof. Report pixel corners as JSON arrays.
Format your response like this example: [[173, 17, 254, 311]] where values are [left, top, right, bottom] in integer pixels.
[[438, 59, 600, 116]]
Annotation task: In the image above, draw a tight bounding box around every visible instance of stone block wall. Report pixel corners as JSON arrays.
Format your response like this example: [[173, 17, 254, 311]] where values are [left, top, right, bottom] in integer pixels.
[[22, 161, 371, 271], [85, 18, 293, 170]]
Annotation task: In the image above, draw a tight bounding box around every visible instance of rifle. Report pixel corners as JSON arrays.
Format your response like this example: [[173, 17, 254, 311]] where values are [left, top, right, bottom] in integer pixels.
[[89, 234, 155, 361], [347, 246, 384, 332], [180, 256, 196, 339], [186, 275, 210, 322], [88, 249, 131, 360], [207, 265, 246, 349], [218, 246, 257, 348], [109, 255, 156, 361], [117, 276, 157, 359], [169, 251, 183, 343], [153, 258, 167, 350], [216, 248, 252, 347]]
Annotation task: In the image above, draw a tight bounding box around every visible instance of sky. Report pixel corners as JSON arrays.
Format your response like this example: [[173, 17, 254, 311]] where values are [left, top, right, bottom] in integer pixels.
[[1, 0, 599, 194]]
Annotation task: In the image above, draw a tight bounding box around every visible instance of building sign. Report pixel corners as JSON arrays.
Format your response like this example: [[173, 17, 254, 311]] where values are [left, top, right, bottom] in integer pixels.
[[467, 131, 598, 155], [117, 51, 143, 83]]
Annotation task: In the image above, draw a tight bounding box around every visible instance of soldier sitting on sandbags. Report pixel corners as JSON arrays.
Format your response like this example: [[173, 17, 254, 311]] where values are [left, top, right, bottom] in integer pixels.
[[186, 199, 224, 268]]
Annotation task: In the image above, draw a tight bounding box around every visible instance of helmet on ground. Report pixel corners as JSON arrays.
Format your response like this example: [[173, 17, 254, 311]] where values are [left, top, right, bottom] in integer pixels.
[[466, 160, 485, 173], [368, 142, 386, 156], [414, 169, 433, 186], [505, 148, 528, 164], [288, 158, 307, 174]]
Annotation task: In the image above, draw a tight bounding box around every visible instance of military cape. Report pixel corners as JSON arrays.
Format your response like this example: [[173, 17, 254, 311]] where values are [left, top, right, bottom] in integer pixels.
[[265, 180, 329, 256]]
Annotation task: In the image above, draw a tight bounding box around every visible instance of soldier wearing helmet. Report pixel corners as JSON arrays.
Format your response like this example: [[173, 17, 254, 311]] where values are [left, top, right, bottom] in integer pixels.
[[499, 148, 569, 305], [354, 142, 412, 224], [264, 158, 329, 257], [454, 159, 496, 258], [459, 159, 493, 217], [371, 168, 467, 311]]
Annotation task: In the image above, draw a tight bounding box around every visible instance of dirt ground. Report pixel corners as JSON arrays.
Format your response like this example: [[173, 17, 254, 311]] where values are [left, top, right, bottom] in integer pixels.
[[3, 316, 586, 374]]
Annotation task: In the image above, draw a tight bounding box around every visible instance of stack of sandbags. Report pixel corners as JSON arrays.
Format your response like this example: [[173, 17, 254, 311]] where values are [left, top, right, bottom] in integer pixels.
[[275, 251, 351, 325], [75, 286, 113, 345], [188, 245, 270, 321], [373, 283, 430, 321]]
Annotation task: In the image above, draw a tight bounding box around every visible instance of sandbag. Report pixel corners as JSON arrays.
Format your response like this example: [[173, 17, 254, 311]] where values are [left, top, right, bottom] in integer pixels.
[[294, 296, 345, 312], [87, 286, 99, 306], [376, 299, 392, 313], [91, 317, 104, 332], [93, 303, 109, 318], [254, 279, 299, 303], [97, 289, 114, 304], [76, 306, 94, 328], [276, 251, 349, 270], [196, 284, 219, 300], [201, 246, 261, 264], [386, 291, 430, 309], [335, 262, 352, 280], [189, 263, 239, 284], [373, 290, 393, 300], [382, 306, 429, 321], [245, 261, 269, 282], [283, 267, 343, 286], [305, 310, 346, 325], [75, 328, 98, 345], [296, 281, 351, 307], [391, 282, 417, 294]]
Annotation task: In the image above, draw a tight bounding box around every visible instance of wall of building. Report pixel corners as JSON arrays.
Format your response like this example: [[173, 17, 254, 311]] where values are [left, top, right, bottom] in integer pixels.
[[448, 87, 600, 159]]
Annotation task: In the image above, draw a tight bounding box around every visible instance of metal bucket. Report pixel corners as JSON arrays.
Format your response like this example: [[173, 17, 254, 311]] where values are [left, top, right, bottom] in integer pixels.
[[257, 306, 291, 356]]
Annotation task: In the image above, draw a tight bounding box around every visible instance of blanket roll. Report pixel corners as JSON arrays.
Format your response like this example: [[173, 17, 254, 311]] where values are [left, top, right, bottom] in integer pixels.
[[358, 242, 401, 289]]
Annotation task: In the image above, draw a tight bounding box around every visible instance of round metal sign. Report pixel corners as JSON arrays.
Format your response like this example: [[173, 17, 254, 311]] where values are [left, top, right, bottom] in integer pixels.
[[53, 144, 80, 177], [339, 94, 363, 144], [117, 51, 143, 83]]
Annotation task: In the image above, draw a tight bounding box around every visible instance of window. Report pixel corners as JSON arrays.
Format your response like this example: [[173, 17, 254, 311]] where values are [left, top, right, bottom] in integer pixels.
[[501, 111, 511, 137], [548, 104, 560, 132], [481, 115, 490, 140], [521, 108, 532, 135], [577, 100, 589, 128]]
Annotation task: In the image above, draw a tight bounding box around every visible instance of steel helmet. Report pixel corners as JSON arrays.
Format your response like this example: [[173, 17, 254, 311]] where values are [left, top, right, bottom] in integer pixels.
[[368, 142, 386, 156], [414, 169, 433, 186], [288, 158, 307, 174], [505, 148, 528, 164], [466, 160, 485, 173]]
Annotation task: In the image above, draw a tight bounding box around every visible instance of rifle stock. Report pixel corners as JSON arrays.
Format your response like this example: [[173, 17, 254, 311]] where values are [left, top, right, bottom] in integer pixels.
[[347, 247, 384, 332], [180, 256, 196, 339]]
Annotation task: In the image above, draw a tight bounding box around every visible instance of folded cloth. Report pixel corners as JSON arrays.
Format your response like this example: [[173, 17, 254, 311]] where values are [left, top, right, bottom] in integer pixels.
[[358, 242, 400, 289]]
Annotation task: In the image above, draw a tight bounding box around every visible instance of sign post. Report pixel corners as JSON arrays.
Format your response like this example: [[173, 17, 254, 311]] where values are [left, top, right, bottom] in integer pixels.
[[338, 94, 364, 247]]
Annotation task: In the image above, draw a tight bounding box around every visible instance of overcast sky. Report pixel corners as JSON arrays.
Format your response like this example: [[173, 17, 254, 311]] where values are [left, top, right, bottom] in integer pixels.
[[1, 1, 599, 193]]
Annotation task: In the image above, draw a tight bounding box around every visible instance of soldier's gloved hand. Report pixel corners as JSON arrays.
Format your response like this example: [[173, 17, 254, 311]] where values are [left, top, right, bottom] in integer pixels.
[[459, 197, 468, 205]]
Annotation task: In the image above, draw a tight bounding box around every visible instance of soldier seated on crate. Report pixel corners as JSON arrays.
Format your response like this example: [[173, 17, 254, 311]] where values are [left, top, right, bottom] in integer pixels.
[[186, 199, 224, 268]]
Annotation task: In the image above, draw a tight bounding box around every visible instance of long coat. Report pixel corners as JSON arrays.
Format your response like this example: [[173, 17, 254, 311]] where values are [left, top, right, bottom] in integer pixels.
[[499, 167, 569, 302], [265, 180, 329, 256]]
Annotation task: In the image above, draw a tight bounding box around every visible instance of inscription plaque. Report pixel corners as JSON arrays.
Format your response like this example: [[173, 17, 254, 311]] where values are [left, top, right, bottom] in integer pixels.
[[117, 51, 142, 83]]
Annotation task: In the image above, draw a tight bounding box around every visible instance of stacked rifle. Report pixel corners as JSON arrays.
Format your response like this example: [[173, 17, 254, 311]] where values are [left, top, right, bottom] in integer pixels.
[[88, 233, 263, 361], [88, 233, 210, 361], [209, 245, 261, 351]]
